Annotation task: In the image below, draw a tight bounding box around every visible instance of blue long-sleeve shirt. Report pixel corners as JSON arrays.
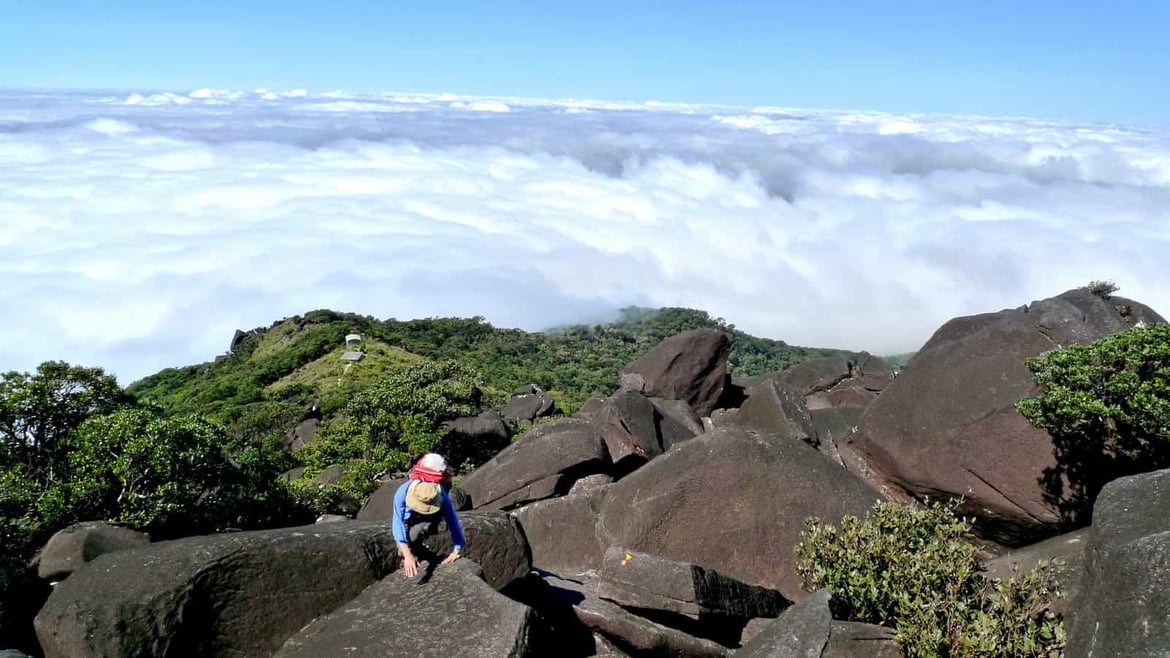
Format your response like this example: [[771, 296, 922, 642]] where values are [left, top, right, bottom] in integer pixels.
[[391, 481, 466, 552]]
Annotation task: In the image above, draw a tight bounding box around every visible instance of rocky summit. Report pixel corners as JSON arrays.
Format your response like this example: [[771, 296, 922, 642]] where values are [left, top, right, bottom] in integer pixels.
[[11, 287, 1170, 657]]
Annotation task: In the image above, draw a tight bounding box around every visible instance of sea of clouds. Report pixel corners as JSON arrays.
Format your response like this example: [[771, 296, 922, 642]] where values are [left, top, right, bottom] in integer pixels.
[[1, 88, 1168, 384]]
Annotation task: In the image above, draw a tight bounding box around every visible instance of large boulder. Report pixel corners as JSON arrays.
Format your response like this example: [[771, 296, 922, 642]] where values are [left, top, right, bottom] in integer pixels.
[[597, 547, 789, 622], [36, 522, 150, 581], [439, 410, 511, 462], [593, 392, 698, 472], [1066, 469, 1170, 657], [285, 417, 319, 451], [620, 329, 731, 417], [503, 385, 559, 423], [849, 288, 1164, 544], [460, 418, 609, 510], [731, 379, 826, 458], [275, 561, 533, 658], [511, 485, 611, 576], [34, 514, 529, 658], [597, 426, 882, 599], [733, 589, 901, 658]]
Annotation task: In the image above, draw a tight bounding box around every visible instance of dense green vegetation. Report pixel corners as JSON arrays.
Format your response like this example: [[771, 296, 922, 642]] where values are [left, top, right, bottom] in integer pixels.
[[298, 360, 495, 500], [1016, 321, 1170, 523], [130, 306, 850, 419], [796, 501, 1065, 658], [1, 363, 297, 578]]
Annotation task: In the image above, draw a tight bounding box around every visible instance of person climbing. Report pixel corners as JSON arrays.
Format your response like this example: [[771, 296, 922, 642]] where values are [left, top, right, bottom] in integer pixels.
[[392, 453, 465, 578]]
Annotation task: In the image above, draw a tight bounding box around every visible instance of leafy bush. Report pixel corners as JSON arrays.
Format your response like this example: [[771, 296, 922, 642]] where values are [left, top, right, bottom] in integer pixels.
[[1, 361, 133, 470], [795, 501, 1064, 657], [1016, 322, 1170, 522], [298, 360, 489, 498], [1082, 280, 1119, 298], [1, 362, 135, 560], [65, 409, 238, 530]]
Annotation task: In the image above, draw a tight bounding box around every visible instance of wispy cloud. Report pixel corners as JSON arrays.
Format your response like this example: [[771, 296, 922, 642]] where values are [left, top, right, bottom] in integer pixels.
[[1, 89, 1168, 383]]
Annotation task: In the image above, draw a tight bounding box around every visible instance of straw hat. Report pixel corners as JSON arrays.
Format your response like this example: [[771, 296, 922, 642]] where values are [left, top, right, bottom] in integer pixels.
[[405, 481, 443, 515]]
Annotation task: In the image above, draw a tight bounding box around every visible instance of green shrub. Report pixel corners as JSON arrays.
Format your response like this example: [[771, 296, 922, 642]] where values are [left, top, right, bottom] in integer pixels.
[[66, 409, 241, 531], [795, 501, 1064, 658], [1082, 280, 1119, 298], [1016, 322, 1170, 522], [299, 360, 489, 499]]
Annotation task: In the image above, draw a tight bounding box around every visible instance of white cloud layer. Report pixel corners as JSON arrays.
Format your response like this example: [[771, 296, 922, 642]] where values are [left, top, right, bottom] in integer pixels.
[[1, 88, 1168, 384]]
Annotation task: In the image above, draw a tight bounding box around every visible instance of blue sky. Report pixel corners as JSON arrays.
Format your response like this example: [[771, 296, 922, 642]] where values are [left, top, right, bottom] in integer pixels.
[[1, 0, 1166, 125]]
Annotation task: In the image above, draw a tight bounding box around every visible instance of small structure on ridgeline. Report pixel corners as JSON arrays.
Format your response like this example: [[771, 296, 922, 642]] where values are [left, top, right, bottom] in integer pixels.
[[338, 334, 364, 385]]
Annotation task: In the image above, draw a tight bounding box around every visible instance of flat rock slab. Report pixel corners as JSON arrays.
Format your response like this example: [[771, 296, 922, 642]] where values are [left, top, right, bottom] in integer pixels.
[[734, 589, 832, 657], [821, 622, 902, 658], [543, 573, 731, 658], [460, 418, 608, 510], [598, 547, 789, 621], [733, 590, 899, 658], [276, 561, 533, 658]]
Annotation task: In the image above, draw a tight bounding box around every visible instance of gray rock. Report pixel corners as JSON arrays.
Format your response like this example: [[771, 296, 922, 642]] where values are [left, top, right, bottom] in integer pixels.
[[356, 477, 408, 521], [275, 561, 533, 658], [512, 485, 611, 575], [37, 522, 150, 581], [286, 417, 319, 450], [591, 632, 633, 657], [310, 464, 345, 486], [732, 378, 822, 453], [597, 426, 882, 599], [1066, 469, 1170, 657], [733, 589, 831, 657], [34, 514, 529, 658], [649, 397, 704, 435], [738, 618, 772, 646], [597, 547, 789, 621], [852, 288, 1165, 544], [809, 407, 862, 468], [460, 418, 609, 510], [574, 395, 608, 420], [821, 622, 901, 658], [314, 514, 350, 524], [594, 392, 697, 470], [569, 474, 614, 495], [620, 329, 731, 417], [503, 392, 558, 424], [780, 353, 894, 412], [440, 411, 511, 463], [540, 573, 731, 657]]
